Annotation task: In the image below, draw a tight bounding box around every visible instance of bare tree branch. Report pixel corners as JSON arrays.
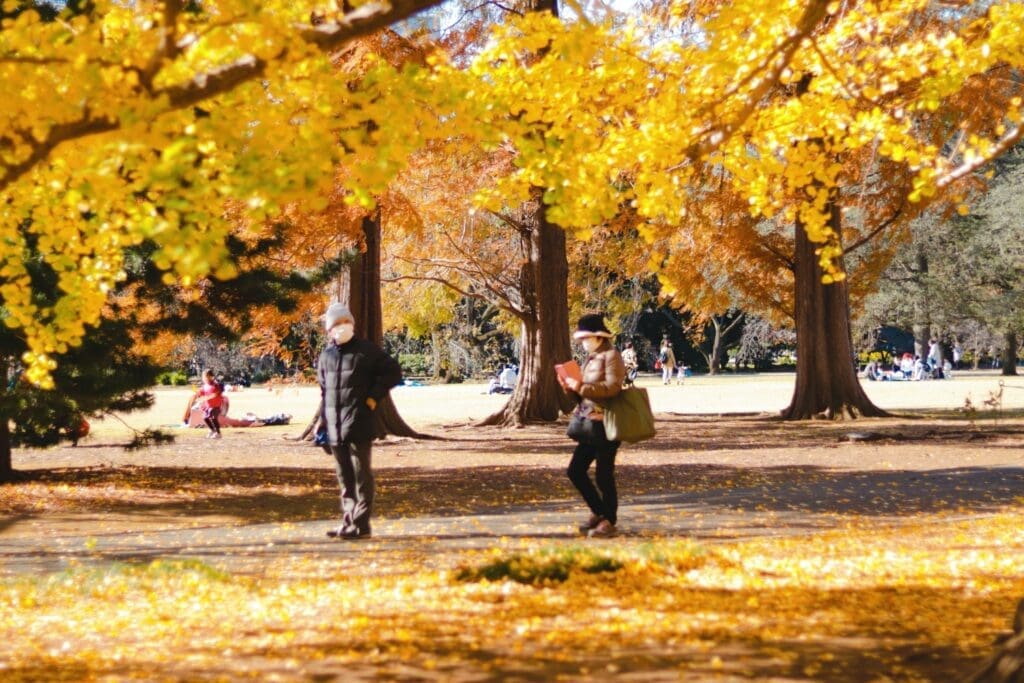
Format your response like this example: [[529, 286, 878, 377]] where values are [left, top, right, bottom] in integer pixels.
[[757, 239, 794, 270], [937, 125, 1024, 189], [487, 209, 531, 236], [845, 207, 903, 255]]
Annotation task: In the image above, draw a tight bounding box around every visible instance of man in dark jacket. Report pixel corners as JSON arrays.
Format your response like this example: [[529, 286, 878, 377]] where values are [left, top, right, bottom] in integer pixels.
[[318, 302, 403, 540]]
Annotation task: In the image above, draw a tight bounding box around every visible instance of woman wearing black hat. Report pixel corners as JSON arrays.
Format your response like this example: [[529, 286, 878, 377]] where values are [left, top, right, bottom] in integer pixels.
[[557, 313, 626, 538]]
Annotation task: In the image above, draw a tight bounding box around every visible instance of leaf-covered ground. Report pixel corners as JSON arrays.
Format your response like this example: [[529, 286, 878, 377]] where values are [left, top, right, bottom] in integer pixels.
[[2, 382, 1023, 681], [1, 515, 1021, 681]]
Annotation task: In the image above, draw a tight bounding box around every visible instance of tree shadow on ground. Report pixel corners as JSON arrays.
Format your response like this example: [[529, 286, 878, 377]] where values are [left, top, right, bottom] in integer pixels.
[[2, 461, 1023, 533], [414, 412, 1024, 455]]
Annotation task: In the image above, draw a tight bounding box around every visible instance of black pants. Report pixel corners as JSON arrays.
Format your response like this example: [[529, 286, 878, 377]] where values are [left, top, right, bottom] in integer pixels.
[[567, 434, 621, 525], [331, 440, 374, 534], [203, 407, 221, 434]]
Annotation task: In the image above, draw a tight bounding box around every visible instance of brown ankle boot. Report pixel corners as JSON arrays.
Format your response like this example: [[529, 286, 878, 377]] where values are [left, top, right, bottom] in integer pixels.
[[587, 520, 616, 538]]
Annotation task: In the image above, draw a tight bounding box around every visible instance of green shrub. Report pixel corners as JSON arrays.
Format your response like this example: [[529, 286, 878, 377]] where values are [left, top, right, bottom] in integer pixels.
[[399, 353, 431, 376], [250, 370, 273, 384], [156, 370, 189, 386], [454, 542, 716, 587], [856, 350, 893, 365], [455, 546, 624, 585]]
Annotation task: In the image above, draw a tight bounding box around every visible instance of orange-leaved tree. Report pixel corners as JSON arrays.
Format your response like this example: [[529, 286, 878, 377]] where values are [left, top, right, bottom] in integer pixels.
[[0, 0, 447, 391], [422, 0, 1024, 419], [384, 78, 657, 426]]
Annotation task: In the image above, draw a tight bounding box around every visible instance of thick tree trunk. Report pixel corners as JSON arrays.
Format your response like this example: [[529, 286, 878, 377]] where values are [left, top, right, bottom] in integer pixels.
[[911, 250, 931, 358], [704, 313, 742, 375], [480, 190, 574, 426], [296, 397, 324, 443], [912, 323, 929, 360], [0, 357, 14, 482], [478, 0, 569, 426], [705, 318, 724, 375], [430, 329, 443, 379], [348, 211, 431, 439], [783, 196, 889, 419], [1001, 329, 1018, 377], [0, 409, 12, 483]]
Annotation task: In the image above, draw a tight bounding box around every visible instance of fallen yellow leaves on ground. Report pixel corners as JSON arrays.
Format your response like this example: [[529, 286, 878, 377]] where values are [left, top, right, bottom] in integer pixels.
[[2, 511, 1022, 681]]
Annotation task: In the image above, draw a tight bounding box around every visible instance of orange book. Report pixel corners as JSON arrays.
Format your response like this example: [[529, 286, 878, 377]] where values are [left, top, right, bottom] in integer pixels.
[[554, 359, 582, 383]]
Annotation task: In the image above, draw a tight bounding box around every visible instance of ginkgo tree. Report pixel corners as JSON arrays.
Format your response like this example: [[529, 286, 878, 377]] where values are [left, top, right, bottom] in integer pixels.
[[5, 0, 1024, 426], [0, 0, 447, 389], [406, 0, 1024, 418], [385, 132, 654, 425]]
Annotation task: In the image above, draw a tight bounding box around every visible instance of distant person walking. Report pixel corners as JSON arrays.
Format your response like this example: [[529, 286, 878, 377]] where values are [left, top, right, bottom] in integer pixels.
[[318, 303, 403, 540], [927, 338, 944, 379], [557, 314, 626, 538], [658, 338, 676, 385], [621, 342, 638, 387], [198, 369, 224, 439]]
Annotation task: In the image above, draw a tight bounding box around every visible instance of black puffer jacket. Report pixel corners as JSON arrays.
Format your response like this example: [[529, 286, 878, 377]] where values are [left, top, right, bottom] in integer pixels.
[[317, 337, 403, 445]]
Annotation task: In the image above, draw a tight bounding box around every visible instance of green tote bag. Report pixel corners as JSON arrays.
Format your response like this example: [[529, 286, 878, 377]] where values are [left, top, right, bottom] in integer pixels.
[[602, 387, 656, 443]]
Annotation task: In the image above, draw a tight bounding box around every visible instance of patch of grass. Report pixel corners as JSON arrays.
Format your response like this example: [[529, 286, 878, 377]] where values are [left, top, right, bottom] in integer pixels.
[[136, 558, 231, 581], [634, 540, 720, 574], [455, 546, 624, 585], [454, 541, 719, 587], [2, 558, 232, 598]]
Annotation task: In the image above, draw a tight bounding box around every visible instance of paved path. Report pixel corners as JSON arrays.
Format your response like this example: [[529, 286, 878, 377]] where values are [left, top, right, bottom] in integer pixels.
[[4, 465, 1021, 577]]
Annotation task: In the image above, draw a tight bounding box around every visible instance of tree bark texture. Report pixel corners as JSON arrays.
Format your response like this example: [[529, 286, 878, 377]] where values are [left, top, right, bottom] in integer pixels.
[[0, 357, 13, 482], [911, 249, 930, 358], [0, 409, 12, 483], [1001, 329, 1019, 376], [705, 314, 743, 375], [704, 318, 724, 375], [480, 190, 574, 426], [783, 195, 889, 419], [347, 211, 429, 439]]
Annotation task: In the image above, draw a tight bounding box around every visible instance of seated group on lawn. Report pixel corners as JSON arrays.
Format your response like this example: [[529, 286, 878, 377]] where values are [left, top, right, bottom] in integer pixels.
[[863, 339, 954, 381]]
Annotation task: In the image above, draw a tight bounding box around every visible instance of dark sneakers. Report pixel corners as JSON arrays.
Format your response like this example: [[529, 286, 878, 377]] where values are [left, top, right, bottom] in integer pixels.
[[326, 526, 372, 540], [339, 528, 371, 540]]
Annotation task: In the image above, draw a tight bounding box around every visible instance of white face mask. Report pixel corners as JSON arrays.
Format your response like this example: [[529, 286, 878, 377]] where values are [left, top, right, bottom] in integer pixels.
[[330, 322, 355, 345], [581, 336, 602, 353]]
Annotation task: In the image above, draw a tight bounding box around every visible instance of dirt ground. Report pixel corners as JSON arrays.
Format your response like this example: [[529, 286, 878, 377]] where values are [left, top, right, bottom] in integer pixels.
[[4, 371, 1023, 538], [3, 372, 1024, 682]]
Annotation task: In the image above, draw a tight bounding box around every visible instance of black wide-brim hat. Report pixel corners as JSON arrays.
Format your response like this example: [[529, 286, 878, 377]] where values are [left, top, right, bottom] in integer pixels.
[[573, 313, 613, 340]]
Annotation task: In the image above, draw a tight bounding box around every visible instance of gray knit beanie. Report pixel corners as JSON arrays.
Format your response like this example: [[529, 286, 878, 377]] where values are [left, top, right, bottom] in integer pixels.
[[323, 303, 354, 330]]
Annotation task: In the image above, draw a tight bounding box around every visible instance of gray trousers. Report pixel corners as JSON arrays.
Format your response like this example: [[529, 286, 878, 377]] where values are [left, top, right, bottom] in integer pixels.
[[331, 441, 374, 533]]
